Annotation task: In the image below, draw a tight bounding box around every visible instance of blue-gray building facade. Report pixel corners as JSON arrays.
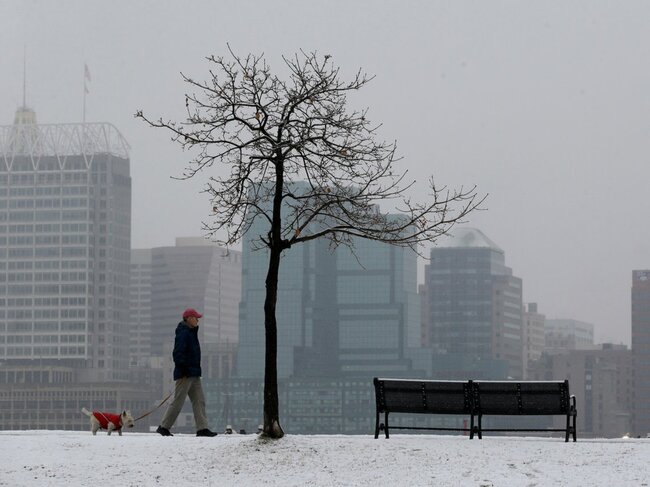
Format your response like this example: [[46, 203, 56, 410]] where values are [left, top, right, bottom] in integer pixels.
[[237, 198, 425, 381], [210, 195, 428, 432], [421, 228, 524, 379]]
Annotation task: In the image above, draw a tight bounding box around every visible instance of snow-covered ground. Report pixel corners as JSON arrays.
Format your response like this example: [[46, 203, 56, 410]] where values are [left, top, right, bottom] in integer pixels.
[[1, 431, 649, 486]]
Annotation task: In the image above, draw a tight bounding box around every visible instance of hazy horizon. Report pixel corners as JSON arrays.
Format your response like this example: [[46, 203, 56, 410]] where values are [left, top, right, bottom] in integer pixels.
[[2, 1, 650, 345]]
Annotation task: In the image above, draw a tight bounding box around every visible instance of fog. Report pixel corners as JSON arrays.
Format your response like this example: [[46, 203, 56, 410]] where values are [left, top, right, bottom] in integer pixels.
[[2, 1, 649, 345]]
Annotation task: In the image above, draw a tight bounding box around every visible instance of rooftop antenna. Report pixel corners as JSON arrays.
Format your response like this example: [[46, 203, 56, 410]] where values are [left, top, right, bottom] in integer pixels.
[[83, 63, 91, 125], [22, 44, 27, 108]]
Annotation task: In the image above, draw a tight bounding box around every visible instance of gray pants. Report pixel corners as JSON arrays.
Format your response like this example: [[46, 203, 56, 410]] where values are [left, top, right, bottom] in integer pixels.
[[160, 377, 209, 431]]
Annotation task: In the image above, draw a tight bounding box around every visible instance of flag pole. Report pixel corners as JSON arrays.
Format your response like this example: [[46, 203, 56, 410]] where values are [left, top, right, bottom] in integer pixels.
[[82, 63, 91, 154], [23, 45, 27, 108], [83, 65, 87, 125]]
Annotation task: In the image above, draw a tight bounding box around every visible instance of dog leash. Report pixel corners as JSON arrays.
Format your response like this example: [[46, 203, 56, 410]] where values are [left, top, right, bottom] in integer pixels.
[[134, 377, 185, 423]]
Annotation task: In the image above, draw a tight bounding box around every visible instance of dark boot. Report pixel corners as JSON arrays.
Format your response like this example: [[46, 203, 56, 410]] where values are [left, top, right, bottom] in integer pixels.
[[196, 428, 218, 437], [156, 426, 173, 436]]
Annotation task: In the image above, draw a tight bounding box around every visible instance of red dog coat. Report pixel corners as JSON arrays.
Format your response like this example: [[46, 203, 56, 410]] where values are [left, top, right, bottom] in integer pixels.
[[92, 411, 123, 430]]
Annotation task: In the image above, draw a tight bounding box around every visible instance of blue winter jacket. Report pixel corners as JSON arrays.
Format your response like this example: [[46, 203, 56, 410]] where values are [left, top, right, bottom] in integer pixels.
[[172, 321, 202, 380]]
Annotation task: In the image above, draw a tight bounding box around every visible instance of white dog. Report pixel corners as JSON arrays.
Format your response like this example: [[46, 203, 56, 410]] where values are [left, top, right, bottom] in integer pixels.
[[81, 407, 135, 435]]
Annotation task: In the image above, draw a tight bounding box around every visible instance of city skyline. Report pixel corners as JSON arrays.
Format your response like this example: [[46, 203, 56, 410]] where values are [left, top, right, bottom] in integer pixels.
[[3, 2, 650, 346], [0, 105, 638, 435]]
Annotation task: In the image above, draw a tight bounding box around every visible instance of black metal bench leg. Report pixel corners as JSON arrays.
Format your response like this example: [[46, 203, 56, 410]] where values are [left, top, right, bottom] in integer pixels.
[[470, 414, 475, 439], [375, 410, 380, 439], [384, 412, 390, 439], [565, 414, 570, 442], [572, 413, 577, 442], [570, 395, 577, 442], [478, 414, 482, 439]]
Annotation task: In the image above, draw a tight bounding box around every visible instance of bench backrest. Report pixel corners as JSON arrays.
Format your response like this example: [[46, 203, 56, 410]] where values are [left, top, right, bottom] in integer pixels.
[[375, 378, 572, 416], [473, 380, 571, 415], [374, 378, 472, 415]]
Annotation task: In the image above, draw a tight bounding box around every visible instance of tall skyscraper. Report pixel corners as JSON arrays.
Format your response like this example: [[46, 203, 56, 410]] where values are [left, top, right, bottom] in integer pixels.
[[147, 237, 242, 357], [237, 214, 308, 379], [129, 249, 152, 367], [522, 302, 545, 378], [129, 240, 241, 432], [421, 227, 524, 379], [222, 184, 426, 433], [0, 107, 131, 381], [632, 270, 650, 436], [293, 235, 422, 377], [237, 201, 423, 379]]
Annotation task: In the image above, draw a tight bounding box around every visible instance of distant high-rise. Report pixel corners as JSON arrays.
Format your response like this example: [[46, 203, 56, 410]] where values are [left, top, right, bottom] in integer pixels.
[[632, 270, 650, 436], [237, 190, 423, 380], [0, 108, 131, 381], [288, 234, 421, 378], [147, 238, 242, 357], [522, 302, 545, 379], [421, 227, 523, 379], [528, 344, 633, 438], [130, 249, 152, 367], [544, 319, 594, 354], [129, 240, 241, 431]]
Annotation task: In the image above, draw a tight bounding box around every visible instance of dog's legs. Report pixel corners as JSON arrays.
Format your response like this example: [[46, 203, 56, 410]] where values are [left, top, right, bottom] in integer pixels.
[[118, 429, 122, 436], [107, 422, 114, 435], [91, 417, 100, 436]]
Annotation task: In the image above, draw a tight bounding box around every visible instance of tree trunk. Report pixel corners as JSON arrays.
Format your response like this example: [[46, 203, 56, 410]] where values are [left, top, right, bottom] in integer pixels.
[[262, 156, 286, 439], [262, 245, 285, 438]]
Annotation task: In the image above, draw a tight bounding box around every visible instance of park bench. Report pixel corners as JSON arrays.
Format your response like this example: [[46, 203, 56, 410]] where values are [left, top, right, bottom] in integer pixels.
[[373, 378, 475, 439], [472, 380, 577, 442], [373, 377, 577, 442]]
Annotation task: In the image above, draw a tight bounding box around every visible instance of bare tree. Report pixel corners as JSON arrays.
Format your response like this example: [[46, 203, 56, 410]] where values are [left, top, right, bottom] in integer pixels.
[[136, 47, 484, 439]]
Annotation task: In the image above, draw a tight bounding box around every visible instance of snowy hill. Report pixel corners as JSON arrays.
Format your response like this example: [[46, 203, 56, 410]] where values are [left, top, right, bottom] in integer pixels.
[[1, 431, 649, 486]]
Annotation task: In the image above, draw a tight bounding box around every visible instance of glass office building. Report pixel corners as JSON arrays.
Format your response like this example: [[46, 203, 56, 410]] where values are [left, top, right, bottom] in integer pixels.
[[422, 227, 523, 379], [334, 236, 422, 376], [236, 185, 423, 380]]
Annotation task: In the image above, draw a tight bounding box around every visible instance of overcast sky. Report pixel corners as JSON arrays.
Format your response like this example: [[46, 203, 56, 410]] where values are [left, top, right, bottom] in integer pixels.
[[2, 1, 649, 345]]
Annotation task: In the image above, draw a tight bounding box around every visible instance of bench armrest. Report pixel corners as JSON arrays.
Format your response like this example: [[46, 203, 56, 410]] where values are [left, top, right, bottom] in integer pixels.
[[570, 394, 577, 414]]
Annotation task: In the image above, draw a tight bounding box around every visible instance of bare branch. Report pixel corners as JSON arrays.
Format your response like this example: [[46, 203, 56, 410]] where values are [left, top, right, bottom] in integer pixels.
[[136, 47, 485, 439]]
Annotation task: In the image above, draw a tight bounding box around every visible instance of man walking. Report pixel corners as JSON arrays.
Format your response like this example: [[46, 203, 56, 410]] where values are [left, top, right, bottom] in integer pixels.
[[156, 308, 218, 437]]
